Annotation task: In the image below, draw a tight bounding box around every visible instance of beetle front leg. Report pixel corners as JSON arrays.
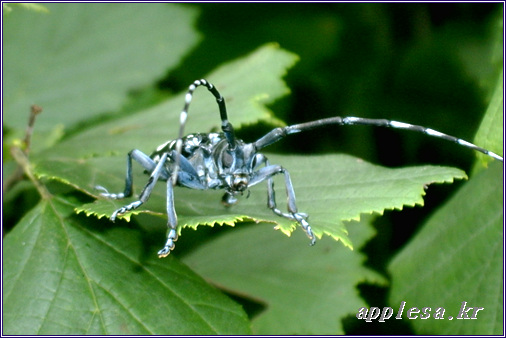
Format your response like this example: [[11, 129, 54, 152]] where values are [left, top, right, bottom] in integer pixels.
[[250, 160, 316, 246], [273, 166, 315, 246], [96, 149, 157, 199], [157, 178, 179, 258], [107, 153, 168, 221]]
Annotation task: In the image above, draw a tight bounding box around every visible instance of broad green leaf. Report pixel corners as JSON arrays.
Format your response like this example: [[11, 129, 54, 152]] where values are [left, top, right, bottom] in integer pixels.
[[30, 42, 467, 249], [3, 3, 200, 138], [388, 162, 503, 335], [181, 216, 386, 335], [34, 44, 296, 160], [36, 152, 466, 251], [474, 69, 503, 166], [472, 13, 503, 167], [3, 197, 251, 335]]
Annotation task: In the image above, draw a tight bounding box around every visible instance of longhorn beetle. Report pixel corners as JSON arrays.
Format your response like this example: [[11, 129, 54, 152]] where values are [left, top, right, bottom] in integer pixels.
[[97, 79, 503, 258]]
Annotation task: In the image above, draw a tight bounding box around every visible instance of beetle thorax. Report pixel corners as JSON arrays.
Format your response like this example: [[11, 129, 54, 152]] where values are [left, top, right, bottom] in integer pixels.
[[156, 132, 257, 191]]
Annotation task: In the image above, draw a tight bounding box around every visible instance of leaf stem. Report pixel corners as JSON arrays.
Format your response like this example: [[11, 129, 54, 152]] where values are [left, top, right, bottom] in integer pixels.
[[3, 105, 51, 199], [10, 146, 52, 200]]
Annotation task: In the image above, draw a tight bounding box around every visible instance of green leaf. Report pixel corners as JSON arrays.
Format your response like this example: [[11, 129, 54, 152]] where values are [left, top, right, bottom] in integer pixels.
[[5, 45, 300, 334], [36, 152, 466, 251], [474, 69, 503, 166], [473, 13, 503, 167], [3, 197, 251, 335], [3, 3, 200, 138], [181, 216, 386, 335], [34, 43, 296, 160], [30, 43, 467, 250], [388, 161, 503, 335]]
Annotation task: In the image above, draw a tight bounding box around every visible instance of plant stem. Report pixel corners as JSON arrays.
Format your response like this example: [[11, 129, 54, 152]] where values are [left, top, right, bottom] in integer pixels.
[[3, 105, 46, 195]]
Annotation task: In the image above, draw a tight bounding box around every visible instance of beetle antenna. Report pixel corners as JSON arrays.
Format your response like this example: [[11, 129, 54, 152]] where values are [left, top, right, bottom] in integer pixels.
[[254, 116, 503, 162]]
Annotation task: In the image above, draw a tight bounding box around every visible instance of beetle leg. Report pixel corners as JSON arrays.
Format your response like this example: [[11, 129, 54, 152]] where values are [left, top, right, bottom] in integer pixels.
[[96, 149, 157, 199], [250, 157, 315, 246], [108, 153, 168, 221], [157, 177, 179, 258]]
